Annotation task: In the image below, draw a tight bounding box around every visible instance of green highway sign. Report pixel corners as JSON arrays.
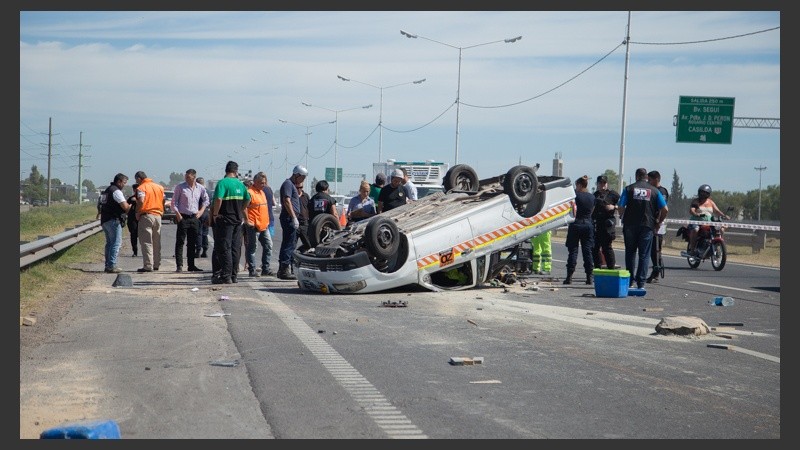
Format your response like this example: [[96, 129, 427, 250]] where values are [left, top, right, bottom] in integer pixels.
[[676, 96, 734, 144], [325, 167, 343, 182]]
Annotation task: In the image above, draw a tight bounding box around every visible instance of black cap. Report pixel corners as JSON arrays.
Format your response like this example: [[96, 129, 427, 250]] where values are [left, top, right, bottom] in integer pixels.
[[375, 173, 387, 184], [596, 175, 608, 183]]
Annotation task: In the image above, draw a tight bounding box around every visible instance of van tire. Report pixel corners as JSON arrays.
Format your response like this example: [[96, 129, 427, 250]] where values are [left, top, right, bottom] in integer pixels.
[[503, 165, 538, 206], [443, 164, 479, 193], [365, 216, 400, 259], [308, 213, 341, 247]]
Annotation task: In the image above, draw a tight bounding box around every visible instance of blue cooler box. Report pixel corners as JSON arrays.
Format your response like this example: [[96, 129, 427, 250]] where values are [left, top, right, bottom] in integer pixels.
[[593, 269, 630, 298]]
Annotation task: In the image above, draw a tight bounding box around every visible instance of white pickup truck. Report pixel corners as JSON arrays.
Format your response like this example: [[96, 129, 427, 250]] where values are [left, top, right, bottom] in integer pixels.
[[295, 164, 576, 294]]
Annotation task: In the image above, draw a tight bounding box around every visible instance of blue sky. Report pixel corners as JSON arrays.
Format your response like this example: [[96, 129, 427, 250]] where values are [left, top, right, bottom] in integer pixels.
[[19, 11, 780, 196]]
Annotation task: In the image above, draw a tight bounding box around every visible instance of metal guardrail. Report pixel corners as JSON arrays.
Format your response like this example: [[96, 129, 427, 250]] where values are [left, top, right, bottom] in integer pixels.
[[20, 220, 102, 268]]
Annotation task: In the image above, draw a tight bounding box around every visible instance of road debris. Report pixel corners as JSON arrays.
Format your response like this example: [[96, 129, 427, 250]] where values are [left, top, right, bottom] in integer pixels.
[[707, 344, 732, 350], [467, 319, 477, 326], [449, 356, 484, 366], [204, 312, 230, 317], [469, 380, 501, 384], [218, 295, 229, 301], [643, 307, 664, 312], [382, 300, 408, 308], [209, 360, 239, 367], [719, 322, 744, 327]]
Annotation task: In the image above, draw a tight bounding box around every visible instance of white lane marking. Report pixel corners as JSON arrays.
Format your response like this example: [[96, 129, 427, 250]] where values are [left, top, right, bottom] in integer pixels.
[[483, 296, 780, 364], [687, 281, 760, 293], [257, 291, 428, 439]]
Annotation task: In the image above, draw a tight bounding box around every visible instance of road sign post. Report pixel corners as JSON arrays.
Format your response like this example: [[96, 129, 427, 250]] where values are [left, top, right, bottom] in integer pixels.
[[676, 96, 735, 144]]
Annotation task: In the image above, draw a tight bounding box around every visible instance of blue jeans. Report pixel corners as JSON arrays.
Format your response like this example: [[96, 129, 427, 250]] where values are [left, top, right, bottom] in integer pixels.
[[278, 215, 298, 266], [101, 219, 123, 270], [623, 225, 654, 288], [245, 225, 273, 272]]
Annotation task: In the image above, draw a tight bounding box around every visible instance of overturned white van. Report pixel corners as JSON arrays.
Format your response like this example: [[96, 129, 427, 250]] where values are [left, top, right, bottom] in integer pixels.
[[294, 164, 576, 294]]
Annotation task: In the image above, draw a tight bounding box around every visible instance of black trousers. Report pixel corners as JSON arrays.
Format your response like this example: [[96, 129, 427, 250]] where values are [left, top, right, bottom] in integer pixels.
[[592, 225, 616, 269], [174, 216, 200, 268], [566, 220, 595, 275], [213, 219, 243, 281]]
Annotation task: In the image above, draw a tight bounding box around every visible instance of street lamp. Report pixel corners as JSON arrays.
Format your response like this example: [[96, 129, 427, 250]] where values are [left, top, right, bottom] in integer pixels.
[[301, 101, 373, 194], [282, 138, 295, 180], [337, 75, 426, 163], [278, 118, 336, 190], [755, 165, 767, 221], [400, 30, 521, 164]]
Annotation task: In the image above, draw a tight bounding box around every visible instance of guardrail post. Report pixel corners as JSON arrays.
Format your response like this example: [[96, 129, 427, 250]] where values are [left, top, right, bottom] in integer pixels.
[[752, 230, 766, 253]]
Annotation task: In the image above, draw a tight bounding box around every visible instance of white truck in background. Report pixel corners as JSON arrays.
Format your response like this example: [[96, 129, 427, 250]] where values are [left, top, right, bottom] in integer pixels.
[[372, 159, 449, 198]]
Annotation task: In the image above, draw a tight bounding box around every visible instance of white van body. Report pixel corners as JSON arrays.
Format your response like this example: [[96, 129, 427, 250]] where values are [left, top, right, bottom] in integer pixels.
[[295, 165, 575, 294]]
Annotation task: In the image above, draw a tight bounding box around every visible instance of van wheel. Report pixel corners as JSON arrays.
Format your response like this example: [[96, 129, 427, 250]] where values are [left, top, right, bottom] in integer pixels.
[[503, 165, 538, 206], [308, 213, 341, 247], [443, 164, 479, 193], [365, 216, 400, 259]]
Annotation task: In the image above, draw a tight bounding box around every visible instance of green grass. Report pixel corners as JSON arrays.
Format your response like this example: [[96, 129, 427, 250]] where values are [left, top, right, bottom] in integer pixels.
[[19, 204, 105, 317]]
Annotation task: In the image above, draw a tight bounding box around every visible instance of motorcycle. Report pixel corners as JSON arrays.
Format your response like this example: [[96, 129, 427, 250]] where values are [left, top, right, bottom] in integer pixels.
[[677, 215, 727, 271]]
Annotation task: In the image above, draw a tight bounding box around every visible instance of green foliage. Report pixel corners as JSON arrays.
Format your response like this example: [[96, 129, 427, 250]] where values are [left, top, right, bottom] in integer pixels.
[[19, 203, 98, 242]]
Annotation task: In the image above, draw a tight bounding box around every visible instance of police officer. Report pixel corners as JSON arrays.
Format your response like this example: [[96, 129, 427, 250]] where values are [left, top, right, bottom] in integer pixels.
[[591, 175, 620, 270], [617, 168, 668, 289]]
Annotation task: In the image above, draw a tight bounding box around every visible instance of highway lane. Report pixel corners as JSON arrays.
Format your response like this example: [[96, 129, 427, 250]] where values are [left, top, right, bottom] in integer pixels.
[[19, 223, 780, 439]]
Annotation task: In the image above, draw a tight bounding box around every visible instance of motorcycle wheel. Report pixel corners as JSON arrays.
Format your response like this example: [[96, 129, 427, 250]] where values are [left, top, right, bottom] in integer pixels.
[[686, 243, 700, 269], [711, 241, 727, 271]]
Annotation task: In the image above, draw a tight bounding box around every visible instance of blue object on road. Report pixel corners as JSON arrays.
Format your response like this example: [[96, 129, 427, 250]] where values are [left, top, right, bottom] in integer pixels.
[[40, 419, 121, 439], [627, 288, 647, 297], [710, 296, 734, 306]]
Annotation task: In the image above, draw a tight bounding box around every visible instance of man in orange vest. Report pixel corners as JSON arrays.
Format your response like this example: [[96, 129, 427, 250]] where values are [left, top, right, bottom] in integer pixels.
[[134, 170, 165, 272], [244, 172, 273, 277]]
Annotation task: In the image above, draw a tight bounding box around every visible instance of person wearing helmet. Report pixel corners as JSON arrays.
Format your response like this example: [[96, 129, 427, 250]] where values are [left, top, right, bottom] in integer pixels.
[[687, 184, 729, 256], [276, 164, 308, 279]]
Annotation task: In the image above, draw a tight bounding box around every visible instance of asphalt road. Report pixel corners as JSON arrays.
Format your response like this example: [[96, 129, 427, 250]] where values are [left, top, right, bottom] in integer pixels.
[[19, 223, 781, 439]]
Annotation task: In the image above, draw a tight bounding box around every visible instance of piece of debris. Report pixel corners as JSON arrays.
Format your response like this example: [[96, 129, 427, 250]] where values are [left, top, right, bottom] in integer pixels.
[[318, 329, 325, 333], [469, 380, 501, 384], [707, 344, 731, 350], [719, 322, 744, 327], [586, 312, 596, 315], [467, 319, 477, 326], [204, 312, 230, 317], [218, 295, 229, 301], [711, 326, 736, 331], [381, 300, 408, 308], [449, 356, 484, 366], [715, 333, 735, 340], [476, 307, 483, 310], [21, 316, 37, 326], [112, 274, 133, 288], [643, 307, 663, 312], [655, 316, 710, 336], [581, 293, 595, 297], [191, 287, 199, 292], [209, 360, 239, 367]]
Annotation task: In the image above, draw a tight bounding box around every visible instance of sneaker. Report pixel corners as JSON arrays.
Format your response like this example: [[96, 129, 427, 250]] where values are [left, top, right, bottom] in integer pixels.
[[188, 266, 204, 272], [104, 267, 122, 274], [248, 270, 257, 277], [261, 269, 274, 277], [176, 267, 183, 272], [137, 268, 153, 273]]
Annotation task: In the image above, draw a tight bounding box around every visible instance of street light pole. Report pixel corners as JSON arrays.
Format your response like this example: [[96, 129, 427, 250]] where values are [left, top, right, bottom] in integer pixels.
[[337, 75, 426, 163], [301, 101, 373, 194], [755, 165, 767, 221], [400, 30, 521, 164], [283, 138, 295, 180], [278, 118, 335, 191]]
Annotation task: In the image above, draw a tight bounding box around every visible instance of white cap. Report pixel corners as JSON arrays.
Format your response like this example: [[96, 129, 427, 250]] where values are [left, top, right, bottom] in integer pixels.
[[391, 168, 404, 179], [292, 165, 308, 176]]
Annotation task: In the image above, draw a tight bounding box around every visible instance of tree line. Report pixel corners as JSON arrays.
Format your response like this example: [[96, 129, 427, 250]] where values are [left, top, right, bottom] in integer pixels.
[[595, 169, 779, 222]]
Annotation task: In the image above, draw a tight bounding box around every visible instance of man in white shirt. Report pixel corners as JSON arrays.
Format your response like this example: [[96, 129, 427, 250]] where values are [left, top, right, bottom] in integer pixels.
[[401, 167, 418, 202]]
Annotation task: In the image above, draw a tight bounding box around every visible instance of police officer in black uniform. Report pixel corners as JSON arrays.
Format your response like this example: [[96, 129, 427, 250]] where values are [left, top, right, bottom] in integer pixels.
[[617, 168, 668, 289], [592, 175, 620, 270]]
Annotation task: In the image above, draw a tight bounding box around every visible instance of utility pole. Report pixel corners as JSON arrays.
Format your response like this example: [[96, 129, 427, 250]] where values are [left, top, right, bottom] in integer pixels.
[[77, 132, 84, 204], [47, 117, 52, 207], [755, 165, 767, 221]]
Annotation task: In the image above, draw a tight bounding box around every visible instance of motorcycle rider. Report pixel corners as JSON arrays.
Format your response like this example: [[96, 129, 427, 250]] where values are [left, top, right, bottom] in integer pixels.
[[687, 184, 729, 256]]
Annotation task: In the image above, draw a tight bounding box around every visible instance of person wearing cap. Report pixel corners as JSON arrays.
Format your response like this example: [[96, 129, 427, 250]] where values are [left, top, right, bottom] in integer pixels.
[[369, 172, 386, 202], [376, 168, 407, 213], [592, 174, 621, 270], [617, 168, 668, 289], [277, 164, 308, 279]]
